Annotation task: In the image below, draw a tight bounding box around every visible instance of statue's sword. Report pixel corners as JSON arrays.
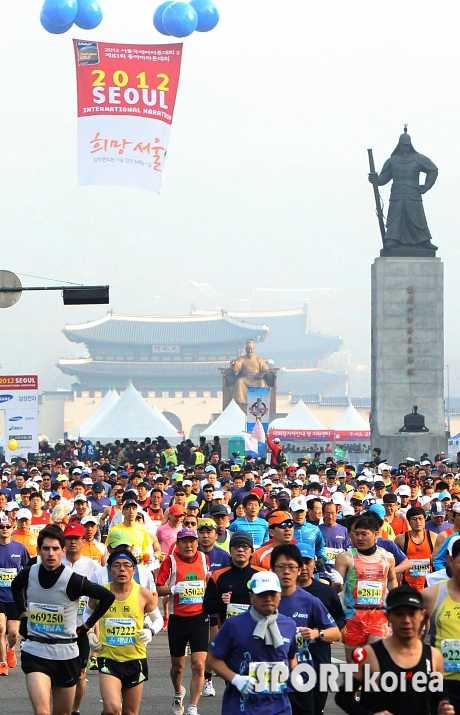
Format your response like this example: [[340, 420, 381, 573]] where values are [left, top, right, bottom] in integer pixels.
[[367, 148, 386, 240]]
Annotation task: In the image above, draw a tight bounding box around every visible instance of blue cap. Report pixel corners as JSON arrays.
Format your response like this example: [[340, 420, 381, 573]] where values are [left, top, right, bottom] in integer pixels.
[[50, 491, 61, 498], [205, 466, 217, 473], [298, 544, 315, 559], [369, 503, 386, 519], [120, 471, 129, 477], [439, 491, 451, 500]]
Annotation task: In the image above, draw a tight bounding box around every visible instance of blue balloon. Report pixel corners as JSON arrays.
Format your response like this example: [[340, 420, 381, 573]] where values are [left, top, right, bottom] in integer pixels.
[[162, 2, 198, 38], [189, 0, 219, 32], [40, 9, 73, 33], [153, 1, 174, 36], [74, 0, 103, 30], [42, 0, 78, 26]]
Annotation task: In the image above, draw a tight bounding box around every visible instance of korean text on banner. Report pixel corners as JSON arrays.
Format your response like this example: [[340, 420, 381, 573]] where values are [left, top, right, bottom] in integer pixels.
[[73, 40, 183, 193]]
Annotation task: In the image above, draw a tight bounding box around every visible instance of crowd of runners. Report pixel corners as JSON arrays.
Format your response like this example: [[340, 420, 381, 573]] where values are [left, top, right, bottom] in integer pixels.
[[1, 437, 460, 715]]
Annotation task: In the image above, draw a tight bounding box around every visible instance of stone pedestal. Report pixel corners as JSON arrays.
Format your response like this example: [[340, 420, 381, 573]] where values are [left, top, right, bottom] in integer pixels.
[[371, 256, 447, 464]]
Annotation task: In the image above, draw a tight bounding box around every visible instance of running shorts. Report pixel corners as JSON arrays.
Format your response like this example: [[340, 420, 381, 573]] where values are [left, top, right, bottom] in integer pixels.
[[168, 612, 209, 658], [342, 609, 388, 647], [21, 652, 80, 688], [97, 657, 148, 688]]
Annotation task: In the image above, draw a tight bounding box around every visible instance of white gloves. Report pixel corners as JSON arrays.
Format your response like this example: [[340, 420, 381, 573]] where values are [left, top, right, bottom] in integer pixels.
[[137, 629, 153, 644], [231, 674, 257, 695], [88, 631, 103, 653], [171, 582, 187, 595], [328, 569, 344, 585]]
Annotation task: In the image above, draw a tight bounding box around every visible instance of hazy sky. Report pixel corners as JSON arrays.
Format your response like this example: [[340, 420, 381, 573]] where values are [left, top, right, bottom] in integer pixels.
[[1, 1, 459, 394]]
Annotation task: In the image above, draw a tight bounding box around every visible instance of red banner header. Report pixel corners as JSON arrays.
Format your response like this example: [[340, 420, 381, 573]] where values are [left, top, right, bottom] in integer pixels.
[[74, 40, 183, 124], [0, 375, 38, 390]]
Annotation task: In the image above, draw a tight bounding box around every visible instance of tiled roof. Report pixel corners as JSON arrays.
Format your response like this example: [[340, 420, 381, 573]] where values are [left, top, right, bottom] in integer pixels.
[[63, 313, 268, 347], [57, 359, 231, 377]]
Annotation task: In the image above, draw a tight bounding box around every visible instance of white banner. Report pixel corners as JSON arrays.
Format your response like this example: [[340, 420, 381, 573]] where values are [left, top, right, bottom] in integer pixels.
[[74, 40, 183, 193], [0, 375, 39, 461]]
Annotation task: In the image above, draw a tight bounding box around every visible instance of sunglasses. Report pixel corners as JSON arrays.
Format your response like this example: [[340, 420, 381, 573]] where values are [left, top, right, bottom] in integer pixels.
[[183, 520, 197, 526], [0, 525, 12, 529], [274, 520, 294, 529], [203, 489, 214, 493]]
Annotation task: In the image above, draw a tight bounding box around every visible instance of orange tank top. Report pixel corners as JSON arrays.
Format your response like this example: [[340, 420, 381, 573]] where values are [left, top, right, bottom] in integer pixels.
[[350, 547, 389, 609], [402, 531, 433, 591]]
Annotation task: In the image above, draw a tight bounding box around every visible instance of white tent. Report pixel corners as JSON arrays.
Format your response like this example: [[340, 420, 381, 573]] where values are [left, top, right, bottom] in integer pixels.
[[268, 417, 285, 430], [85, 384, 181, 442], [151, 403, 182, 434], [200, 399, 246, 439], [75, 390, 119, 439], [330, 403, 370, 431], [280, 399, 326, 430]]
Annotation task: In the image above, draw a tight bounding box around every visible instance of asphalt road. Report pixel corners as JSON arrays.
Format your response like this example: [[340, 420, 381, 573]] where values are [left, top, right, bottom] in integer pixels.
[[1, 635, 346, 715]]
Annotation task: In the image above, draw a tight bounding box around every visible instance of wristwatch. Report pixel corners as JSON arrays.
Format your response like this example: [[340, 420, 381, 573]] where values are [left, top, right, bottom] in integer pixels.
[[319, 630, 325, 639]]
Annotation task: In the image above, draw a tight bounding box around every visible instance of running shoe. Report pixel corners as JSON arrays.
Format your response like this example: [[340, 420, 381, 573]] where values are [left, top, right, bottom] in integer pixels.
[[0, 662, 8, 676], [202, 679, 215, 697], [162, 614, 169, 631], [88, 656, 98, 670], [171, 685, 186, 715], [6, 648, 17, 668]]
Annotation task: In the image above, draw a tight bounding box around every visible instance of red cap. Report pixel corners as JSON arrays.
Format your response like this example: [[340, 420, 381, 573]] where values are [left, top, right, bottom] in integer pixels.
[[250, 487, 264, 501], [63, 522, 85, 538], [169, 504, 186, 516]]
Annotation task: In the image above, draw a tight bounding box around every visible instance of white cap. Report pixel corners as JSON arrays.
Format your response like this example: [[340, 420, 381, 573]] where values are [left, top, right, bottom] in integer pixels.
[[34, 475, 43, 482], [74, 494, 87, 502], [420, 496, 432, 506], [308, 475, 320, 483], [273, 438, 280, 444], [263, 479, 273, 486], [83, 477, 93, 485], [395, 485, 411, 497], [175, 465, 185, 472], [17, 508, 32, 520], [72, 468, 82, 475], [362, 469, 374, 478], [332, 492, 345, 505], [137, 463, 145, 469], [4, 502, 19, 512], [296, 469, 306, 477], [212, 490, 225, 499], [182, 480, 193, 486], [378, 463, 390, 473], [289, 496, 308, 512], [293, 479, 304, 487], [341, 505, 355, 517], [267, 469, 277, 477], [81, 515, 98, 525], [249, 571, 281, 594], [421, 460, 431, 466]]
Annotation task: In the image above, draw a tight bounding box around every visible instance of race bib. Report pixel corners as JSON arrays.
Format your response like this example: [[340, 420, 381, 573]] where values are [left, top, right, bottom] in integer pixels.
[[441, 639, 460, 672], [30, 524, 44, 538], [356, 580, 383, 606], [0, 568, 17, 587], [325, 548, 341, 565], [296, 627, 312, 663], [77, 598, 87, 616], [179, 580, 205, 605], [104, 617, 137, 646], [29, 603, 65, 633], [249, 661, 287, 694], [409, 559, 430, 578], [226, 603, 250, 618]]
